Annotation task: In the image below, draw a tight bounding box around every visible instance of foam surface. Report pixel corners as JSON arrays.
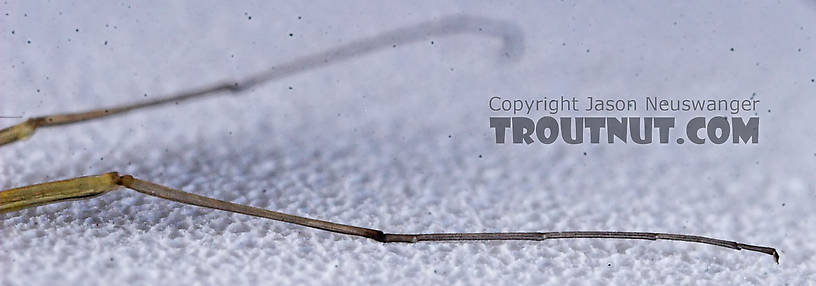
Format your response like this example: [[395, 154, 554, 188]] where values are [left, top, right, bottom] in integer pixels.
[[1, 1, 814, 285]]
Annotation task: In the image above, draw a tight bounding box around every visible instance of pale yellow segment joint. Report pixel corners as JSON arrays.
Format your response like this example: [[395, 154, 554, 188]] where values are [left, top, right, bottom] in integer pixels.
[[0, 118, 41, 146], [0, 172, 121, 213]]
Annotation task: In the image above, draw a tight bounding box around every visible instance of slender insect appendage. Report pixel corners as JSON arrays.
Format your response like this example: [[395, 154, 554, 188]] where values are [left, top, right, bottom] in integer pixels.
[[0, 173, 780, 263], [0, 15, 778, 263], [0, 15, 523, 147]]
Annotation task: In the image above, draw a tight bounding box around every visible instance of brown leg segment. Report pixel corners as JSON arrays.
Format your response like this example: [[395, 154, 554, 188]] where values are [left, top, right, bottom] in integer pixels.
[[0, 173, 779, 263]]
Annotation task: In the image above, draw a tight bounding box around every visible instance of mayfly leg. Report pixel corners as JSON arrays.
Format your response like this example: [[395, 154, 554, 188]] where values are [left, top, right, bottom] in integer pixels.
[[0, 173, 780, 263]]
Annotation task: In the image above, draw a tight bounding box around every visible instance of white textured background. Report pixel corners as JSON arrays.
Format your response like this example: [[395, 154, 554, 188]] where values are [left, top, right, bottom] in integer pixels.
[[1, 1, 814, 285]]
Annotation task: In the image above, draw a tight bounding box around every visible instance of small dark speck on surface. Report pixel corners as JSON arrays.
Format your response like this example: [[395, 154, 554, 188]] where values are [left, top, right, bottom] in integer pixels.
[[586, 49, 590, 53], [298, 16, 302, 20], [288, 86, 293, 90], [36, 89, 40, 93], [782, 203, 786, 207], [478, 154, 483, 158], [768, 109, 771, 113], [248, 16, 251, 20], [583, 152, 587, 156], [430, 40, 434, 45], [75, 28, 79, 32], [100, 157, 104, 161], [730, 48, 734, 51], [104, 40, 108, 45], [288, 33, 293, 37], [26, 40, 31, 44]]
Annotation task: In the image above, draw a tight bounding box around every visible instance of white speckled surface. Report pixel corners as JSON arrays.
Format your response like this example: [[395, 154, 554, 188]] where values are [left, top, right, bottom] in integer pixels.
[[1, 1, 814, 285]]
